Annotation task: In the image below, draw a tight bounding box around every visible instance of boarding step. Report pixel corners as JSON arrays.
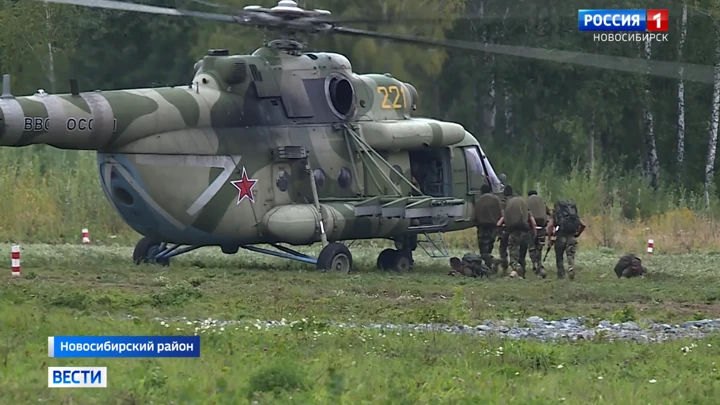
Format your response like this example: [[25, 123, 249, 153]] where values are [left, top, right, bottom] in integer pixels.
[[353, 196, 465, 219], [417, 231, 450, 258]]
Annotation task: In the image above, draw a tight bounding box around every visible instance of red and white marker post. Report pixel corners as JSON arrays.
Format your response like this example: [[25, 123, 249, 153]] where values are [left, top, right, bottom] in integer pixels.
[[647, 239, 654, 255], [11, 245, 20, 276], [82, 228, 90, 245]]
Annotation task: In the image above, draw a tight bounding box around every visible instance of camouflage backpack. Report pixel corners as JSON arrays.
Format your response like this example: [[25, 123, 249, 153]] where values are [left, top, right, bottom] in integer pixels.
[[527, 195, 548, 226], [503, 197, 529, 230], [461, 253, 490, 278], [554, 200, 580, 234]]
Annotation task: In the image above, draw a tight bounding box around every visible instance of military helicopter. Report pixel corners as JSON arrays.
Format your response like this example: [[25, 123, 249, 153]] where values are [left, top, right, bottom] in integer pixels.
[[0, 0, 709, 273]]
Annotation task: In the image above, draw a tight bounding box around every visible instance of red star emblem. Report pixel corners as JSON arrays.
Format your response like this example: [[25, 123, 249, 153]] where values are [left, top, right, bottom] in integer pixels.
[[230, 168, 258, 205]]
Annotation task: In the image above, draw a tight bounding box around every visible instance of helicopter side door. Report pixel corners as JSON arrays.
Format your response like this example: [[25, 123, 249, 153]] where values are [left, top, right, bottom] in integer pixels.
[[450, 144, 487, 221], [408, 148, 452, 197], [451, 147, 468, 199]]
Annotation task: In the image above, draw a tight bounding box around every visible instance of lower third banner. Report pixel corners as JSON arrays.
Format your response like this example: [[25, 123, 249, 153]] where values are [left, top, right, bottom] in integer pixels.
[[48, 336, 200, 358]]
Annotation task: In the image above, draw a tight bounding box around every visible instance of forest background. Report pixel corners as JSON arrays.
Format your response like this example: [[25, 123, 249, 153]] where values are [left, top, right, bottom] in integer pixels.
[[0, 0, 719, 253]]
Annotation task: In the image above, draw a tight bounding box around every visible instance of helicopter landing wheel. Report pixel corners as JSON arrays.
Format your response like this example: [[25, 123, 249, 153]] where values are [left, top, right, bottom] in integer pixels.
[[317, 242, 352, 274], [133, 236, 170, 266], [376, 248, 397, 271], [376, 248, 413, 272]]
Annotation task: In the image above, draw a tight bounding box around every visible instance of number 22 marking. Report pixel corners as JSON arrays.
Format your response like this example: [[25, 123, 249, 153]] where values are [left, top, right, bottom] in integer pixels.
[[377, 85, 406, 109]]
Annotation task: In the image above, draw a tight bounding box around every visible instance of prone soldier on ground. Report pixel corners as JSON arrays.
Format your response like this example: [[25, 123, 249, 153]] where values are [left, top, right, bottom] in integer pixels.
[[472, 183, 503, 272], [449, 254, 491, 278], [496, 194, 537, 279], [526, 190, 551, 278], [614, 254, 647, 278], [546, 200, 586, 280]]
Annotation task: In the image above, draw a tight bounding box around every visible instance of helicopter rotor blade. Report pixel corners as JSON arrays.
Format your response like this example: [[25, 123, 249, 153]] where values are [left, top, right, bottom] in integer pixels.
[[35, 0, 714, 84], [183, 0, 575, 26], [321, 11, 574, 25], [333, 26, 714, 84], [37, 0, 246, 24]]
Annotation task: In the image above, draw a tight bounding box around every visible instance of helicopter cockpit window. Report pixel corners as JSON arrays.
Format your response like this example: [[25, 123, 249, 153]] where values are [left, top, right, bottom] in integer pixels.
[[478, 145, 503, 191], [313, 168, 326, 189], [338, 167, 352, 189], [464, 146, 486, 192]]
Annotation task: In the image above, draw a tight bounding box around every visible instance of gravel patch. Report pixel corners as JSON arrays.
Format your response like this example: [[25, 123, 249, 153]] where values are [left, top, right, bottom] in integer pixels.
[[149, 316, 720, 342]]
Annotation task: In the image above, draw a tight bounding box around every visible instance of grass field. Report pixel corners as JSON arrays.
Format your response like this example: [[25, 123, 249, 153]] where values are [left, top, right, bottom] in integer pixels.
[[1, 243, 720, 404]]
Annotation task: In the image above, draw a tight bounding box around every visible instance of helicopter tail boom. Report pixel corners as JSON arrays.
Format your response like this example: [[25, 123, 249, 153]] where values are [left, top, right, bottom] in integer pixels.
[[0, 82, 224, 152]]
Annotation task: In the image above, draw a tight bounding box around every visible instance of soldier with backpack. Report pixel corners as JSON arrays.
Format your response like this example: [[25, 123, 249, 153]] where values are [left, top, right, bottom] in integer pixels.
[[448, 254, 491, 278], [472, 183, 503, 271], [526, 190, 552, 278], [496, 185, 515, 273], [546, 200, 586, 280], [614, 254, 647, 278], [496, 194, 537, 278]]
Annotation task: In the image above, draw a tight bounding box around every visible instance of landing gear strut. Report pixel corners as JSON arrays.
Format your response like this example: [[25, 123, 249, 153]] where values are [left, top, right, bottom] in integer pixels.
[[133, 236, 203, 266], [241, 243, 354, 273], [131, 236, 356, 274], [133, 237, 170, 266]]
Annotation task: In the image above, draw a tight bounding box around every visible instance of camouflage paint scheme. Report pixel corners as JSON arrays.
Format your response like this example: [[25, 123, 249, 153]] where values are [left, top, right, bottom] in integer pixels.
[[0, 46, 503, 248]]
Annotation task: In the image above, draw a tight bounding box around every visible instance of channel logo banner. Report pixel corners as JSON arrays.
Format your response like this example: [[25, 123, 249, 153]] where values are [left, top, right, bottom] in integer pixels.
[[48, 367, 107, 388], [578, 9, 669, 32], [48, 336, 200, 358]]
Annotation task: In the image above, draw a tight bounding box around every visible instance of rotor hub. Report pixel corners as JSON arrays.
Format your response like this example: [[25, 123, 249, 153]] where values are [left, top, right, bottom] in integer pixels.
[[243, 0, 332, 28]]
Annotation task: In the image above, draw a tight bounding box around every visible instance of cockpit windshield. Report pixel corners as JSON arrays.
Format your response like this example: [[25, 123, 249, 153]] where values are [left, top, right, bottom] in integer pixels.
[[477, 145, 502, 192]]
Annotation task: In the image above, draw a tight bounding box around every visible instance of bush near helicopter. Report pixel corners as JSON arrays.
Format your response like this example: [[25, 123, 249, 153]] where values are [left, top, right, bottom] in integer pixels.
[[0, 0, 713, 273]]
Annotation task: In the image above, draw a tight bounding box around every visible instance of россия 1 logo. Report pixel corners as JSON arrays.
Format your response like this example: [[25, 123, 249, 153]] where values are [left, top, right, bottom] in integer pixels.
[[577, 9, 669, 42]]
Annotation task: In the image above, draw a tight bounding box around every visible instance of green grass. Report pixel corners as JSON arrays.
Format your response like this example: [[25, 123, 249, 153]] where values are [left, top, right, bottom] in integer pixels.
[[1, 243, 720, 404]]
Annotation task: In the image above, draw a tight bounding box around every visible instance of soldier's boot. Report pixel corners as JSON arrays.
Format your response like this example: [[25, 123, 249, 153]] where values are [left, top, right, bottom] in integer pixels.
[[481, 255, 495, 274], [531, 258, 545, 277], [491, 261, 500, 275], [568, 266, 575, 280], [515, 264, 526, 279], [501, 258, 509, 273], [557, 265, 565, 279]]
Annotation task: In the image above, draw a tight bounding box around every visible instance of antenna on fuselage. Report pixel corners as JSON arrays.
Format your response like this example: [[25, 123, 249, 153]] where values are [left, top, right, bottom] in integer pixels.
[[1, 74, 13, 99], [70, 79, 80, 96]]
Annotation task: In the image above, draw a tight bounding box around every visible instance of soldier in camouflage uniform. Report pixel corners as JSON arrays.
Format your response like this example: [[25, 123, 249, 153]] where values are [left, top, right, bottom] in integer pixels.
[[614, 254, 647, 278], [448, 254, 490, 277], [526, 190, 551, 278], [472, 183, 502, 272], [496, 195, 537, 278], [546, 201, 586, 280], [496, 185, 514, 273]]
